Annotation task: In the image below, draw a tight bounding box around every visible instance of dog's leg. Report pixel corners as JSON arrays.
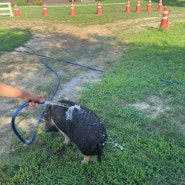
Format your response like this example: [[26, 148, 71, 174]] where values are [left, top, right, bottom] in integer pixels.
[[81, 155, 97, 163], [81, 155, 92, 163], [63, 135, 71, 144], [59, 130, 71, 144], [89, 155, 97, 162], [50, 117, 71, 144]]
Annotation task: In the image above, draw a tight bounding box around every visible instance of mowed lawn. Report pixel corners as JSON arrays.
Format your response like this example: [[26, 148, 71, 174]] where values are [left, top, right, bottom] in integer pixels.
[[0, 0, 185, 184]]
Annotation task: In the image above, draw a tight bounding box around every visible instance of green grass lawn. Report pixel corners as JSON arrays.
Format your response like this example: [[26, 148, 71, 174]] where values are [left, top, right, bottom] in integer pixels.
[[1, 0, 184, 26], [0, 27, 31, 51], [0, 0, 185, 184], [80, 22, 185, 184]]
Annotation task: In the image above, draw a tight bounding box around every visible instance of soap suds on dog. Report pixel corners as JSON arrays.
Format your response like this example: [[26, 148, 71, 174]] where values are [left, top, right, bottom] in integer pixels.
[[66, 105, 81, 120]]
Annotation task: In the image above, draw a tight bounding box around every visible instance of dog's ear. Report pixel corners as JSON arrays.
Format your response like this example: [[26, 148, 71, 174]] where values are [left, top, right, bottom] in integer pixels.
[[44, 105, 59, 132]]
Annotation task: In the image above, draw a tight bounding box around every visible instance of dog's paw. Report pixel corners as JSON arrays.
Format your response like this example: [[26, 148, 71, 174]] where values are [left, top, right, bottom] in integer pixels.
[[81, 155, 97, 163], [63, 136, 70, 144]]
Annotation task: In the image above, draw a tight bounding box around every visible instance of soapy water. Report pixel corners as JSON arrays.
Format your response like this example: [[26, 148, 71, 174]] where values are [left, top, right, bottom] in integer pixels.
[[44, 101, 71, 108], [66, 105, 81, 120], [44, 101, 81, 121], [108, 137, 124, 151]]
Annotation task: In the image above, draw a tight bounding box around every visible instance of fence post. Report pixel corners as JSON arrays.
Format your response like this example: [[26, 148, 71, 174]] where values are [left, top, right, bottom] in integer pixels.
[[0, 3, 13, 17]]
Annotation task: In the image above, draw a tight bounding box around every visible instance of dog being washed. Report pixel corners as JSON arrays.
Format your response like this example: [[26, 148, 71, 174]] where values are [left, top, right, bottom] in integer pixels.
[[44, 100, 107, 163]]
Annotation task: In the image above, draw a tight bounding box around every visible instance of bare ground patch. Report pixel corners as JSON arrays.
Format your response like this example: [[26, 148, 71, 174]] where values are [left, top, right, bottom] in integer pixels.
[[131, 96, 170, 119]]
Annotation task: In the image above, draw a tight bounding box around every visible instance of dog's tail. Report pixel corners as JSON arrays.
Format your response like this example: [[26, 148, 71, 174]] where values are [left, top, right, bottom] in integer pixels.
[[96, 143, 103, 163]]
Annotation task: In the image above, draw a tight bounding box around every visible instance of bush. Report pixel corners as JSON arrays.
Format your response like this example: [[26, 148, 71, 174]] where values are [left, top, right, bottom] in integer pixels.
[[31, 0, 43, 5], [11, 0, 43, 6], [13, 0, 28, 6]]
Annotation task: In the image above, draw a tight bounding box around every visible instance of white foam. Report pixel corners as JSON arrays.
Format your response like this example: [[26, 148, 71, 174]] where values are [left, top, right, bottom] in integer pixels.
[[66, 105, 81, 120]]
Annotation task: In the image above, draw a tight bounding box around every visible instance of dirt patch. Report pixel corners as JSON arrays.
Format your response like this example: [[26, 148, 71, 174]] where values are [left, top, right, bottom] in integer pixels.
[[131, 96, 170, 119]]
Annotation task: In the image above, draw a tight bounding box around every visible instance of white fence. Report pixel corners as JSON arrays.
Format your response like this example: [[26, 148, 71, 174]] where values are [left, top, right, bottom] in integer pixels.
[[0, 3, 13, 17]]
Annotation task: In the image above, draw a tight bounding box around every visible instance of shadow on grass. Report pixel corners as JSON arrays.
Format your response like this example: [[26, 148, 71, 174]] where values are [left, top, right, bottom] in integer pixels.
[[0, 27, 31, 51]]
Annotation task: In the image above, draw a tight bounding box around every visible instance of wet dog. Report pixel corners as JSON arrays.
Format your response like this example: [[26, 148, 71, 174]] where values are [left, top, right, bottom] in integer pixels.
[[44, 100, 107, 163]]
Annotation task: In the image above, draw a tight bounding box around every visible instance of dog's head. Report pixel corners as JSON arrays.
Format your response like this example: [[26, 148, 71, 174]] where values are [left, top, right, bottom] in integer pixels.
[[44, 105, 59, 132]]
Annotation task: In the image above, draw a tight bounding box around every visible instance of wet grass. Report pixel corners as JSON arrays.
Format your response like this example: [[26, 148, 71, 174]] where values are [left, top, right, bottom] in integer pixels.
[[0, 1, 185, 184]]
